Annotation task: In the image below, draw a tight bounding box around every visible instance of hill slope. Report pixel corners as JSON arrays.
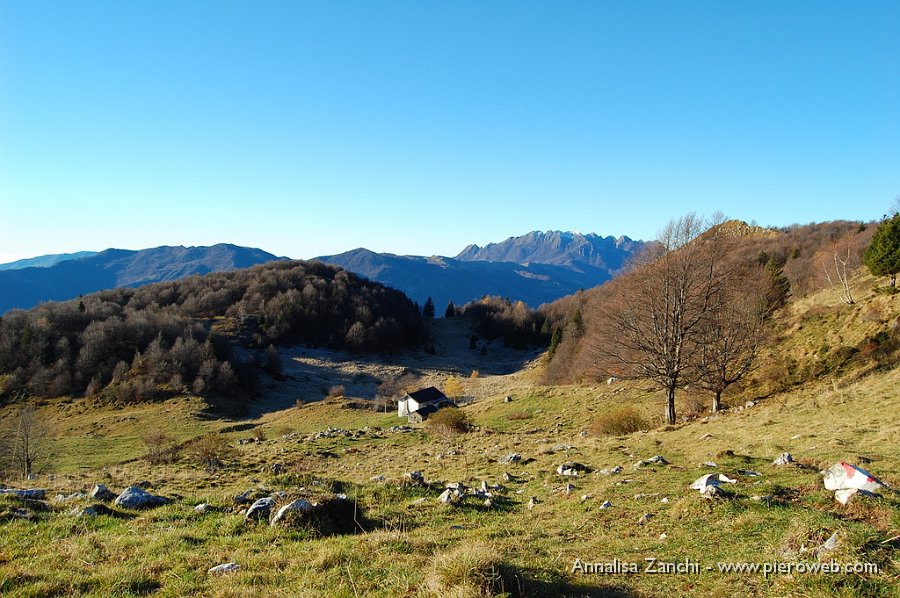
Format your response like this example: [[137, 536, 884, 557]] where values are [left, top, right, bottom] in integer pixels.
[[0, 265, 896, 597], [0, 244, 283, 314]]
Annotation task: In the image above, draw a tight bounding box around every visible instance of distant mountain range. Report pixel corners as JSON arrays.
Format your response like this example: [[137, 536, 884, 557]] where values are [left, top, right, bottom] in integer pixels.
[[0, 251, 99, 271], [0, 244, 283, 314], [318, 231, 647, 311], [1, 232, 646, 315]]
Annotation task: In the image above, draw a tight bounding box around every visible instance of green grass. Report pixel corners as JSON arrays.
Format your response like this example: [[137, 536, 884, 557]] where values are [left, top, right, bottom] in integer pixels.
[[1, 279, 898, 596]]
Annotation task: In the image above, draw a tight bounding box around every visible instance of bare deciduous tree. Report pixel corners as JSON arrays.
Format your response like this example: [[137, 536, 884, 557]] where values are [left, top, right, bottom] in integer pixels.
[[818, 232, 859, 305], [695, 265, 769, 413], [4, 404, 51, 478], [594, 214, 720, 424]]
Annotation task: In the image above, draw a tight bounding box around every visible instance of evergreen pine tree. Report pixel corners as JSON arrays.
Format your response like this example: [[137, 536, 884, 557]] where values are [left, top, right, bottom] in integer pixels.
[[422, 297, 436, 318], [444, 300, 455, 318], [863, 214, 900, 288]]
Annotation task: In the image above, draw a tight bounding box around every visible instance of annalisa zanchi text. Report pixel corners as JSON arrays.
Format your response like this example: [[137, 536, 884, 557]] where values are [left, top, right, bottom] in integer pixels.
[[571, 558, 879, 577]]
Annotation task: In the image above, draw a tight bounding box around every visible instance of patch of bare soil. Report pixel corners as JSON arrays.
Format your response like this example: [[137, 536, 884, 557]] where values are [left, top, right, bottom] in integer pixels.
[[248, 316, 544, 417]]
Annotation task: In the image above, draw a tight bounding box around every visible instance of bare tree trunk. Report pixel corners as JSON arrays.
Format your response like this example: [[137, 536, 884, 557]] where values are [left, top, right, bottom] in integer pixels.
[[666, 386, 677, 424], [712, 391, 722, 414]]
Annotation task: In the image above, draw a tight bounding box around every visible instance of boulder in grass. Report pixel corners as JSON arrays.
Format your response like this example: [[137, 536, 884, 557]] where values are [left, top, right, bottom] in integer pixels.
[[208, 562, 240, 575], [270, 499, 315, 525], [499, 453, 522, 465], [90, 484, 116, 502], [556, 462, 589, 477], [73, 504, 117, 518], [633, 455, 669, 469], [772, 453, 794, 466], [0, 488, 45, 500], [822, 462, 888, 504], [690, 473, 737, 497], [245, 497, 275, 521], [114, 486, 169, 509]]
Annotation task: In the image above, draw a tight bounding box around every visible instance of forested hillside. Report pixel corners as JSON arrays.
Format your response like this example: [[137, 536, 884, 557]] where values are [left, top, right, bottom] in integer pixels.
[[0, 261, 423, 403], [540, 220, 881, 392]]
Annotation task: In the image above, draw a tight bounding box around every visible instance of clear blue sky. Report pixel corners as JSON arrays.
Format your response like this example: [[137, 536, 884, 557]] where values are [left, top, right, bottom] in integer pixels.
[[1, 2, 897, 263]]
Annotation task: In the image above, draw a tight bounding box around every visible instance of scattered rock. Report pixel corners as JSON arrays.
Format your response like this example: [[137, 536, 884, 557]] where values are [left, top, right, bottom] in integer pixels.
[[701, 462, 718, 468], [597, 466, 623, 476], [815, 532, 839, 558], [409, 498, 428, 506], [773, 453, 794, 466], [737, 470, 762, 477], [194, 503, 214, 514], [405, 471, 426, 486], [74, 504, 117, 518], [659, 533, 668, 540], [483, 498, 493, 508], [660, 497, 669, 503], [270, 499, 315, 525], [580, 494, 592, 502], [5, 508, 34, 521], [556, 462, 588, 476], [599, 500, 612, 509], [90, 484, 116, 502], [502, 472, 516, 483], [270, 463, 284, 475], [439, 488, 463, 504], [208, 563, 240, 575], [698, 433, 714, 441], [0, 488, 46, 500], [745, 401, 756, 408], [245, 497, 275, 521], [633, 455, 669, 469], [503, 396, 513, 403], [233, 490, 255, 505], [690, 473, 737, 497], [114, 486, 169, 509], [499, 453, 522, 465], [633, 493, 660, 500], [55, 492, 87, 502], [527, 497, 539, 509], [637, 513, 654, 524], [369, 475, 386, 483]]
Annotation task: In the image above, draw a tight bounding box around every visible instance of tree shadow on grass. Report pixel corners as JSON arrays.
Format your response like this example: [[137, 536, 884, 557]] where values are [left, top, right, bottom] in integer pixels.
[[498, 564, 639, 598]]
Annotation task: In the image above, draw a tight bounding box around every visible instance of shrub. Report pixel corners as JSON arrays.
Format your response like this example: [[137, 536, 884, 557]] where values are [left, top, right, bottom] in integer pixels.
[[326, 385, 345, 399], [143, 429, 179, 465], [588, 406, 649, 436], [186, 434, 233, 472], [426, 407, 471, 435]]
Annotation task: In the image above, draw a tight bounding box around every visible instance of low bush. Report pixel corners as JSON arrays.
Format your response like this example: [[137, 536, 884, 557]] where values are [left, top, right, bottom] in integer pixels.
[[426, 407, 471, 435], [588, 406, 649, 436]]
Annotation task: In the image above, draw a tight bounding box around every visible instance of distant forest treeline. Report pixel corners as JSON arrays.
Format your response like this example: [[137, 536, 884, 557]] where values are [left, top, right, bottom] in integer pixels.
[[0, 260, 423, 402]]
